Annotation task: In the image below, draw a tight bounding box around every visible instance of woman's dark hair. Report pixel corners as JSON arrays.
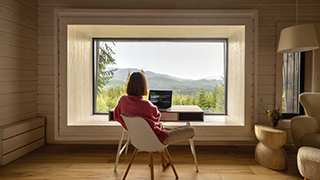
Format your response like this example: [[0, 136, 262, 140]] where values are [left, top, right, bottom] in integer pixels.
[[126, 72, 148, 96]]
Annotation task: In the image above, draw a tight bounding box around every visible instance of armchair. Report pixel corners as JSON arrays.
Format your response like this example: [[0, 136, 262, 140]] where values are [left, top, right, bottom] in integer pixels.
[[291, 92, 320, 149]]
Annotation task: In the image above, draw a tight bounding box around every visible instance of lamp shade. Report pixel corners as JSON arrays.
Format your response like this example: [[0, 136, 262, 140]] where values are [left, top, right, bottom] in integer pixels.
[[277, 24, 319, 53]]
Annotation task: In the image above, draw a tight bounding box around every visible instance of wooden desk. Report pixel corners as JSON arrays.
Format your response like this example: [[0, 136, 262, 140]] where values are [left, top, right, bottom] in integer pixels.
[[109, 105, 204, 122]]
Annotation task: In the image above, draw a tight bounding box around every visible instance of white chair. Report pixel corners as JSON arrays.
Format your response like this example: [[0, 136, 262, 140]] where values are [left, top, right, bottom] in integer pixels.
[[114, 127, 130, 172], [120, 114, 179, 180]]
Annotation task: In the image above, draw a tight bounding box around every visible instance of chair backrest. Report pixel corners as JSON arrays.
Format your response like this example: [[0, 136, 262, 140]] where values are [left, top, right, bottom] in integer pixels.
[[300, 92, 320, 123], [121, 114, 168, 152]]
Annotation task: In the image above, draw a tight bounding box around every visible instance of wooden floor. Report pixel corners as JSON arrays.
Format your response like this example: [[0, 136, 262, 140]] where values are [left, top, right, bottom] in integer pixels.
[[0, 144, 302, 180]]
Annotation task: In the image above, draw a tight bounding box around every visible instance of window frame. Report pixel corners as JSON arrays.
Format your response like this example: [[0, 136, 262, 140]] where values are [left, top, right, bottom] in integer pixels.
[[92, 38, 229, 116]]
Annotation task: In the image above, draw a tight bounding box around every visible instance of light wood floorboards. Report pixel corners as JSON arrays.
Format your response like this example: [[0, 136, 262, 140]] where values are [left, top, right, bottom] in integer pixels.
[[0, 145, 302, 180]]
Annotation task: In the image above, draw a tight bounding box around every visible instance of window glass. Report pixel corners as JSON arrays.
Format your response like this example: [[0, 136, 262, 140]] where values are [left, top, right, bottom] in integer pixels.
[[93, 39, 227, 115], [282, 52, 304, 117]]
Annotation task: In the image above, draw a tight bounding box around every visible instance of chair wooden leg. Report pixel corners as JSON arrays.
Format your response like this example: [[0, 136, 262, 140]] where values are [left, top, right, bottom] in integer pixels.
[[165, 148, 179, 179], [304, 178, 308, 180], [149, 152, 154, 180], [121, 148, 138, 180]]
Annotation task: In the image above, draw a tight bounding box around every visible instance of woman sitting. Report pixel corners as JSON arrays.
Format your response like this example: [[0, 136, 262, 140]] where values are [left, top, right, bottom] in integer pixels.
[[114, 72, 195, 168]]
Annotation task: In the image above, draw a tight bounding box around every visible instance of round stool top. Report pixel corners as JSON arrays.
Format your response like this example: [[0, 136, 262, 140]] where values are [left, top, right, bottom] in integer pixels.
[[255, 124, 288, 147]]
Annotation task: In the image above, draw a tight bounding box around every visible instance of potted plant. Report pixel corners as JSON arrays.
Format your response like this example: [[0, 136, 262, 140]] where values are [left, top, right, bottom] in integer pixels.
[[266, 108, 282, 128]]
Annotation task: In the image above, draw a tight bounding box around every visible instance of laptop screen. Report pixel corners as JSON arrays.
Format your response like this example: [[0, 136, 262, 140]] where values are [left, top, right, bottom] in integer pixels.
[[148, 90, 172, 110]]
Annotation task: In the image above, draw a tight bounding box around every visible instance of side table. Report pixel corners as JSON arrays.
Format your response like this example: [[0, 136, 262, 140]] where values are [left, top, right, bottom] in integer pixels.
[[254, 124, 288, 170]]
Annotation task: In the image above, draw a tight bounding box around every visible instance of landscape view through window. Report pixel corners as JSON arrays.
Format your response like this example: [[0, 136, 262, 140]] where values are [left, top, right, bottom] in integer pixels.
[[94, 39, 227, 115]]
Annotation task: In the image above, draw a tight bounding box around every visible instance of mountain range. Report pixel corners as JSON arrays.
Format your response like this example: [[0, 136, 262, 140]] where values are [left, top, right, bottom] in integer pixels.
[[106, 68, 223, 93]]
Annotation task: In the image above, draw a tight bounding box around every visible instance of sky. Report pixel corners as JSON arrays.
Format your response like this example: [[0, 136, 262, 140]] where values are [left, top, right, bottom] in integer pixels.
[[104, 41, 225, 80]]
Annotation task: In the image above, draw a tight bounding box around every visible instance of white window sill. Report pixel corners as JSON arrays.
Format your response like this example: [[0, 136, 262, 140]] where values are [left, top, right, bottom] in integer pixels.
[[68, 115, 244, 126]]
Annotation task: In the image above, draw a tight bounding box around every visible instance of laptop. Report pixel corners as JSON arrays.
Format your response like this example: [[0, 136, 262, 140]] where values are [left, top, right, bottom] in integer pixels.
[[148, 90, 172, 110]]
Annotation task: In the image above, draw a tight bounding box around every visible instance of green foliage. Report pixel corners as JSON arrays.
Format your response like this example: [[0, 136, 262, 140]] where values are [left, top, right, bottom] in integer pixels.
[[96, 79, 226, 114], [197, 87, 208, 108], [97, 42, 118, 93], [214, 82, 225, 113]]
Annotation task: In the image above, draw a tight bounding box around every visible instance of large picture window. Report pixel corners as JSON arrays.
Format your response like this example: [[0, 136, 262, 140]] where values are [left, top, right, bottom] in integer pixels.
[[93, 38, 228, 115]]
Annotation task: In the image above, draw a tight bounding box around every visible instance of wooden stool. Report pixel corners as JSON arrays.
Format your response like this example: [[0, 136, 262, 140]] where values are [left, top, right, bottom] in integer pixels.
[[254, 124, 288, 170]]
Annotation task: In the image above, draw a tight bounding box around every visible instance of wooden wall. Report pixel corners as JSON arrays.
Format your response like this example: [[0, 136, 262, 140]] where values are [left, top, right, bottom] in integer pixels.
[[34, 0, 320, 143], [0, 0, 38, 127]]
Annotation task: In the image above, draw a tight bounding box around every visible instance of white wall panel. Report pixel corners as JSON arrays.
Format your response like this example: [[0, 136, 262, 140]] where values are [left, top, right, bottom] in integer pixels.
[[35, 0, 320, 144]]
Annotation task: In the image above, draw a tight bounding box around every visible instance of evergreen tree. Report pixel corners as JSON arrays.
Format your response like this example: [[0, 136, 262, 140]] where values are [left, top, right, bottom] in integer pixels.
[[215, 82, 225, 113], [197, 87, 207, 108], [190, 95, 196, 105], [124, 70, 131, 91], [97, 42, 118, 93], [96, 95, 108, 112], [207, 92, 215, 108], [172, 91, 180, 105]]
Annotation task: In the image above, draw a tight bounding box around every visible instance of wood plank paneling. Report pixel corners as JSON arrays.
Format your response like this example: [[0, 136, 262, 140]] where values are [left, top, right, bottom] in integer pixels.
[[0, 81, 37, 94], [38, 15, 54, 26], [0, 92, 37, 107], [38, 25, 54, 36], [258, 85, 275, 95], [38, 66, 54, 75], [0, 0, 37, 19], [0, 57, 37, 70], [0, 70, 37, 82], [38, 85, 54, 95], [258, 65, 276, 75], [38, 76, 54, 85], [258, 75, 275, 85], [38, 46, 54, 55], [38, 36, 54, 46], [0, 112, 37, 127], [0, 5, 37, 29], [38, 104, 54, 114], [258, 55, 276, 66], [3, 127, 45, 154], [0, 44, 37, 60], [0, 102, 38, 121], [38, 56, 54, 65], [38, 95, 54, 105], [34, 0, 320, 144], [1, 117, 45, 139], [258, 45, 276, 56], [259, 36, 276, 45], [0, 31, 37, 50], [2, 138, 45, 165], [0, 18, 37, 40], [16, 0, 37, 10]]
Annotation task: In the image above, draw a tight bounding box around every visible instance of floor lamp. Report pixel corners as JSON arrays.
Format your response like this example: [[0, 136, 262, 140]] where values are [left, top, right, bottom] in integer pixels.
[[277, 24, 319, 92]]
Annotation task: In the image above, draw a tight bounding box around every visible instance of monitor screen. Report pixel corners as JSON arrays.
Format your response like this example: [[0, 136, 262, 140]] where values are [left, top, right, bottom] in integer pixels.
[[148, 90, 172, 110]]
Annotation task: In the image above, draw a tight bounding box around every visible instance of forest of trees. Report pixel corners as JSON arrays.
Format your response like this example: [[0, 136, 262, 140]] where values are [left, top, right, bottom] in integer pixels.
[[96, 41, 226, 114], [96, 71, 226, 114]]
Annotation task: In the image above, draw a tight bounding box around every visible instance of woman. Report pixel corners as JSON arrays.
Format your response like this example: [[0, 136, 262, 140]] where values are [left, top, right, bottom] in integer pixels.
[[114, 71, 194, 168]]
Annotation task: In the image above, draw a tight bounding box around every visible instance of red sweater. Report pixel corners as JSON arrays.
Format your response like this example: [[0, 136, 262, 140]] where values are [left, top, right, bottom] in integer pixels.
[[114, 95, 169, 143]]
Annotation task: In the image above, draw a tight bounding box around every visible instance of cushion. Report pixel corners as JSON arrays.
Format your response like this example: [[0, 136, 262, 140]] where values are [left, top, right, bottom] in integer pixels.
[[301, 133, 320, 149], [297, 146, 320, 180]]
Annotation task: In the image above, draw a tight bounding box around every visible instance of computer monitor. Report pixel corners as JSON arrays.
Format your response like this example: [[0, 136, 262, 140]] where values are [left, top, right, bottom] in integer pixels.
[[148, 90, 172, 110]]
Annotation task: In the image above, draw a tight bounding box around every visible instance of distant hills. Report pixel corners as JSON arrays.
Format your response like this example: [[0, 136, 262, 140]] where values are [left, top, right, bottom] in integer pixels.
[[105, 68, 223, 94]]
